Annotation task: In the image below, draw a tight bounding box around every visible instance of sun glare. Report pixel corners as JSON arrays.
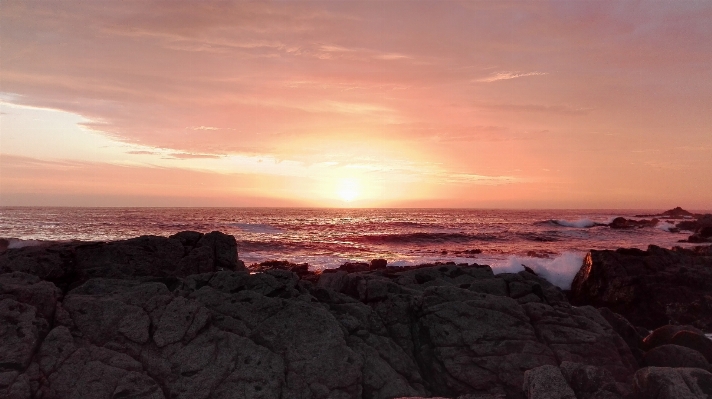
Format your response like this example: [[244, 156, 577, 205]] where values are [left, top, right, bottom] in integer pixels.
[[337, 178, 359, 202]]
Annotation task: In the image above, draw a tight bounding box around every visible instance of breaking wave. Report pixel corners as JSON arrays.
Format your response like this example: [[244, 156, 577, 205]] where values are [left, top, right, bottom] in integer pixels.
[[491, 252, 586, 290]]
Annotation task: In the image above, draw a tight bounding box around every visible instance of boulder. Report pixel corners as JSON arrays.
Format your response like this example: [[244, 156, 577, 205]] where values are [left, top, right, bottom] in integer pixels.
[[522, 365, 576, 399], [570, 245, 712, 330], [642, 344, 710, 370], [642, 324, 704, 350], [559, 361, 624, 399], [633, 367, 712, 399], [670, 331, 712, 363]]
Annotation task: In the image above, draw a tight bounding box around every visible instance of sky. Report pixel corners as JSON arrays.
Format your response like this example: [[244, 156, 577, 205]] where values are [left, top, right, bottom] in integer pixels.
[[1, 1, 711, 208]]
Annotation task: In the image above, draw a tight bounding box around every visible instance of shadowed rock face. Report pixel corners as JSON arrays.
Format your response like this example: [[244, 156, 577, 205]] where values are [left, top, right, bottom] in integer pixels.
[[569, 245, 712, 331], [0, 233, 640, 399], [0, 231, 242, 291]]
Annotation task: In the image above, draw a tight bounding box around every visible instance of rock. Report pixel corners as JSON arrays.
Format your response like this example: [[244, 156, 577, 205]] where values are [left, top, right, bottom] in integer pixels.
[[559, 361, 624, 399], [661, 207, 696, 218], [643, 344, 711, 370], [0, 299, 48, 372], [2, 231, 707, 398], [670, 331, 712, 363], [570, 245, 712, 330], [522, 365, 576, 399], [339, 262, 371, 273], [608, 217, 658, 229], [0, 272, 62, 322], [0, 231, 244, 289], [597, 307, 645, 363], [633, 367, 712, 399], [677, 214, 712, 233], [642, 324, 704, 350], [370, 259, 388, 270], [522, 303, 637, 382]]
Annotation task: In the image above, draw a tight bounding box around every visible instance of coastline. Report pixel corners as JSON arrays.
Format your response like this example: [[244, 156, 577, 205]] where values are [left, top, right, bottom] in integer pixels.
[[1, 230, 711, 398]]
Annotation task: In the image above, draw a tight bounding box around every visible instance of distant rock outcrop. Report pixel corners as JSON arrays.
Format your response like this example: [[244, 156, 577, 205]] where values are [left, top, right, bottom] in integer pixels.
[[608, 217, 659, 229]]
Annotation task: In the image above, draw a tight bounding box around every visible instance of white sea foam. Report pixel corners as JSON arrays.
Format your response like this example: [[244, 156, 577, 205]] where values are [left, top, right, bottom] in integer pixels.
[[655, 221, 677, 232], [5, 238, 47, 249], [491, 252, 586, 290], [551, 218, 599, 228]]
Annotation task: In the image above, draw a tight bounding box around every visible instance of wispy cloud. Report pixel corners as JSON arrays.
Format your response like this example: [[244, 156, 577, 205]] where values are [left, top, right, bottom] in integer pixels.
[[168, 153, 223, 160], [475, 71, 547, 83]]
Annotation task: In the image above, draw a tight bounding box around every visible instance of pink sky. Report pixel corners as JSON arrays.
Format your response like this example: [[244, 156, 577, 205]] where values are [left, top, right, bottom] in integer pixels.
[[1, 1, 711, 208]]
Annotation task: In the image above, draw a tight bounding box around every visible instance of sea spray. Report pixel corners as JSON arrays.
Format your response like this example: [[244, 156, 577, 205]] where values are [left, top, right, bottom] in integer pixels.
[[491, 252, 586, 290]]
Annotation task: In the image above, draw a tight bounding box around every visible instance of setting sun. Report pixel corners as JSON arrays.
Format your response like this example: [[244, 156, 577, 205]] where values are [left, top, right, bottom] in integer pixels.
[[337, 178, 359, 202]]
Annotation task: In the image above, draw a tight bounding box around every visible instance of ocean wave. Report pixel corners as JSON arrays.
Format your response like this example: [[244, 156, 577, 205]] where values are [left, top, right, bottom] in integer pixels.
[[491, 252, 586, 289], [517, 232, 560, 242], [228, 223, 283, 234], [655, 221, 677, 232], [357, 232, 500, 244], [537, 219, 601, 228]]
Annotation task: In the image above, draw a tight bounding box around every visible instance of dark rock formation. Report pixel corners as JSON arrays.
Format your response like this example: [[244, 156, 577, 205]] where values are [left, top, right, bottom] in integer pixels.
[[598, 307, 645, 363], [608, 217, 658, 229], [642, 344, 711, 370], [0, 231, 242, 291], [632, 367, 712, 398], [522, 365, 576, 399], [0, 232, 643, 399], [659, 207, 696, 218], [569, 245, 712, 330]]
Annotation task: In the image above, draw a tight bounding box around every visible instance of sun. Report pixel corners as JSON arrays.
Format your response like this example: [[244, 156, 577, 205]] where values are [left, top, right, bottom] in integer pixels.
[[337, 178, 359, 202]]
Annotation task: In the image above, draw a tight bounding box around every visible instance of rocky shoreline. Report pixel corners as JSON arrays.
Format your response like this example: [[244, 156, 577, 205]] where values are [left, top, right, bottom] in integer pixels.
[[1, 231, 711, 398]]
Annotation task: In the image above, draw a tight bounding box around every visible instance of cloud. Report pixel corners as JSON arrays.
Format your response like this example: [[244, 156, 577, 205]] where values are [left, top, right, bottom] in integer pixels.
[[167, 152, 223, 159], [126, 150, 158, 155], [474, 102, 592, 116], [475, 71, 547, 83]]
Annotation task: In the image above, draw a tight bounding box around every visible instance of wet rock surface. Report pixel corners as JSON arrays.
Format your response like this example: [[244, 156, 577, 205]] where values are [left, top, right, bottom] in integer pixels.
[[1, 231, 711, 398]]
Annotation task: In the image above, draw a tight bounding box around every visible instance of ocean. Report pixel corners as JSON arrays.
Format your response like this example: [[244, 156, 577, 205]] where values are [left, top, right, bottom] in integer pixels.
[[0, 207, 705, 289]]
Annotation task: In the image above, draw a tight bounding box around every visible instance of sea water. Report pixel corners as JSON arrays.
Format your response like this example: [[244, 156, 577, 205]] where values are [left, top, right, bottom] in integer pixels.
[[0, 207, 707, 289]]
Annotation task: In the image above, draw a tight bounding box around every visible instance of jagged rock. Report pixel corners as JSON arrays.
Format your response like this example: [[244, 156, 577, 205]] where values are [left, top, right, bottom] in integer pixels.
[[35, 326, 164, 399], [570, 245, 712, 330], [633, 367, 712, 399], [522, 303, 637, 382], [0, 271, 62, 322], [0, 233, 701, 399], [415, 286, 558, 397], [0, 231, 244, 289], [522, 365, 576, 399], [642, 344, 711, 370], [0, 299, 48, 372]]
